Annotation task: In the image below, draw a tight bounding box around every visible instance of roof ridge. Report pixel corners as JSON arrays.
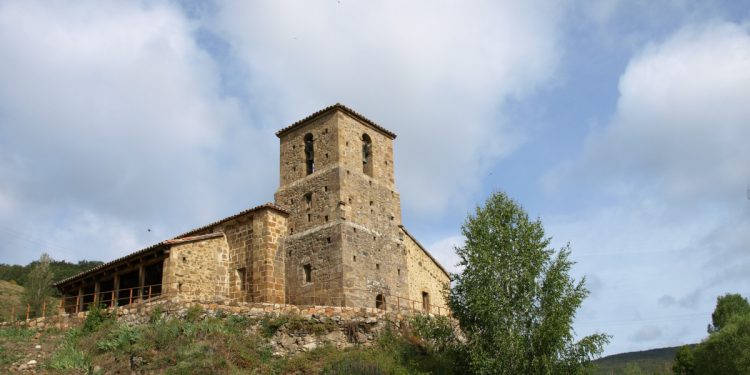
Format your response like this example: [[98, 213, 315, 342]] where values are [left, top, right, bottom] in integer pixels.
[[275, 103, 397, 139]]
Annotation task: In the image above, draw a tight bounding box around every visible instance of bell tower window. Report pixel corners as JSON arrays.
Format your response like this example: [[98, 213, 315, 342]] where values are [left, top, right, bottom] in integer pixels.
[[304, 133, 315, 175], [362, 133, 372, 177]]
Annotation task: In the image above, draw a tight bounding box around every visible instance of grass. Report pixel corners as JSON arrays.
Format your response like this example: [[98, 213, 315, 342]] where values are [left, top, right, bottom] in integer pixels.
[[16, 310, 461, 374], [0, 280, 24, 321]]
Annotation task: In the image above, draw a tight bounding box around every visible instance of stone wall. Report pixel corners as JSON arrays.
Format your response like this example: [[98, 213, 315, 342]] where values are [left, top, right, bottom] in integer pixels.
[[251, 209, 287, 303], [182, 206, 287, 303], [403, 229, 451, 313], [3, 298, 455, 358], [275, 108, 412, 309], [162, 235, 231, 301]]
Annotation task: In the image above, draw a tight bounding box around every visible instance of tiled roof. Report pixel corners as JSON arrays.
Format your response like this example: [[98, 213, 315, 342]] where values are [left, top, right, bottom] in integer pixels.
[[398, 225, 452, 279], [53, 203, 288, 288], [275, 103, 397, 139], [173, 202, 288, 239]]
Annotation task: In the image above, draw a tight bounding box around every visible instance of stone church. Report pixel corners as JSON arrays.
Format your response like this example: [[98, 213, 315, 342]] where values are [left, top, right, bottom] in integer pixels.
[[55, 104, 450, 313]]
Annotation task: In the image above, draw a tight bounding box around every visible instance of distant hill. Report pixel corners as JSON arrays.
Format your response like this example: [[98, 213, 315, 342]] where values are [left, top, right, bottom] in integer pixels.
[[0, 280, 25, 320], [0, 259, 103, 286], [592, 345, 695, 374]]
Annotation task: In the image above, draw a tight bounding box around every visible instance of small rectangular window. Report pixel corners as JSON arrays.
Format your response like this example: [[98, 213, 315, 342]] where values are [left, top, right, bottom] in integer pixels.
[[304, 192, 312, 209], [376, 263, 380, 270], [303, 264, 312, 283]]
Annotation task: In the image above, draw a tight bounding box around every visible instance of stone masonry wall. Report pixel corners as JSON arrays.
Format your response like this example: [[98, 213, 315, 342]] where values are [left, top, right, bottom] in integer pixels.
[[275, 109, 412, 308], [162, 236, 231, 301], [183, 207, 287, 303], [403, 231, 451, 313], [251, 209, 287, 303]]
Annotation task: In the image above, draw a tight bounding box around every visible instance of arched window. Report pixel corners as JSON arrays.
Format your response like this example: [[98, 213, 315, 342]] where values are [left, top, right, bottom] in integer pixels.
[[422, 291, 430, 312], [376, 294, 386, 310], [304, 133, 314, 175], [362, 133, 372, 177]]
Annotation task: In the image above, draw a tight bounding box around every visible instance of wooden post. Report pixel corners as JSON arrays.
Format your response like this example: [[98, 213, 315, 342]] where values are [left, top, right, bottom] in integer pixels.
[[93, 281, 101, 306], [59, 298, 65, 315], [25, 304, 30, 320], [113, 273, 120, 307], [138, 264, 145, 301], [77, 287, 83, 312], [148, 285, 152, 300], [129, 288, 133, 305], [42, 301, 46, 319]]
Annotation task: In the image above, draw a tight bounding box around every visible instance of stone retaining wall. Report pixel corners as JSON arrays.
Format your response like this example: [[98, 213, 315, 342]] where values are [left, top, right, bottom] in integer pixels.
[[1, 298, 451, 357]]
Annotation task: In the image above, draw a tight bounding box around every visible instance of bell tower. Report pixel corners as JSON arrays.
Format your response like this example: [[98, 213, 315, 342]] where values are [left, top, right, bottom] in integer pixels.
[[274, 104, 409, 307]]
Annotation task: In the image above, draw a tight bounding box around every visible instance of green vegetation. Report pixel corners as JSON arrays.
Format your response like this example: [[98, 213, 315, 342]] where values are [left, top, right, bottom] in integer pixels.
[[0, 310, 463, 374], [673, 293, 750, 375], [448, 192, 609, 374], [591, 346, 684, 374], [0, 327, 35, 367], [0, 280, 24, 321], [0, 258, 103, 286], [22, 253, 55, 319]]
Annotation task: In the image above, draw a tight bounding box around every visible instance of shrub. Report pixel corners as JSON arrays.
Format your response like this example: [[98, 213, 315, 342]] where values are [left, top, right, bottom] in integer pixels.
[[149, 305, 164, 324], [184, 304, 204, 323], [96, 324, 141, 352], [82, 304, 112, 333]]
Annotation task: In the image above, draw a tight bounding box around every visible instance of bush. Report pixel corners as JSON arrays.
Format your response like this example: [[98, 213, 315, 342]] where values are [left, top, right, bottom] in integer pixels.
[[82, 304, 112, 333], [96, 324, 141, 352], [184, 304, 204, 323]]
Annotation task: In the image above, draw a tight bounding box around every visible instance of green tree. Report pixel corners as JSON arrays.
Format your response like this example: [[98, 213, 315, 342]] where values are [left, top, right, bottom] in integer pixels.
[[448, 192, 609, 374], [22, 253, 55, 318], [688, 294, 750, 375], [672, 345, 695, 375], [708, 293, 750, 333]]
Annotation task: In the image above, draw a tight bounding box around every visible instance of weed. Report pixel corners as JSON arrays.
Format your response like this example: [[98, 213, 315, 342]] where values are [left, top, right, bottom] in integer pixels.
[[185, 304, 203, 322], [260, 314, 289, 337], [48, 342, 91, 371], [0, 326, 34, 341], [149, 305, 164, 323], [82, 304, 112, 333], [96, 324, 141, 352]]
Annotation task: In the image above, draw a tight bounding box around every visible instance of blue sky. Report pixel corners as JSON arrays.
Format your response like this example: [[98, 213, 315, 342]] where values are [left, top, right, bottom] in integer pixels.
[[1, 0, 749, 355]]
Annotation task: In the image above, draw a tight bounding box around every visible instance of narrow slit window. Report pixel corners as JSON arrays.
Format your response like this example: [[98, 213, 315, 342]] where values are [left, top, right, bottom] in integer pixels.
[[303, 264, 312, 283], [362, 133, 373, 176], [304, 133, 315, 174], [304, 192, 312, 210]]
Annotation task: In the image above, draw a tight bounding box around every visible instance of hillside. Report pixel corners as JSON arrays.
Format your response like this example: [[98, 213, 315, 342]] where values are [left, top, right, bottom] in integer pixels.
[[0, 259, 103, 286], [0, 281, 24, 321], [592, 345, 690, 374], [0, 307, 459, 374]]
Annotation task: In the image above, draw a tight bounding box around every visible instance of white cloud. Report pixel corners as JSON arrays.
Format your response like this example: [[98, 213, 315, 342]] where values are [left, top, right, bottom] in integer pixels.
[[584, 22, 750, 203], [0, 0, 274, 264], [209, 0, 566, 218], [547, 21, 750, 354], [427, 235, 465, 274]]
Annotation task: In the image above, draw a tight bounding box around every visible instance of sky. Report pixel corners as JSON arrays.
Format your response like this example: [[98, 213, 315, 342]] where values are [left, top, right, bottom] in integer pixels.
[[0, 0, 749, 356]]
